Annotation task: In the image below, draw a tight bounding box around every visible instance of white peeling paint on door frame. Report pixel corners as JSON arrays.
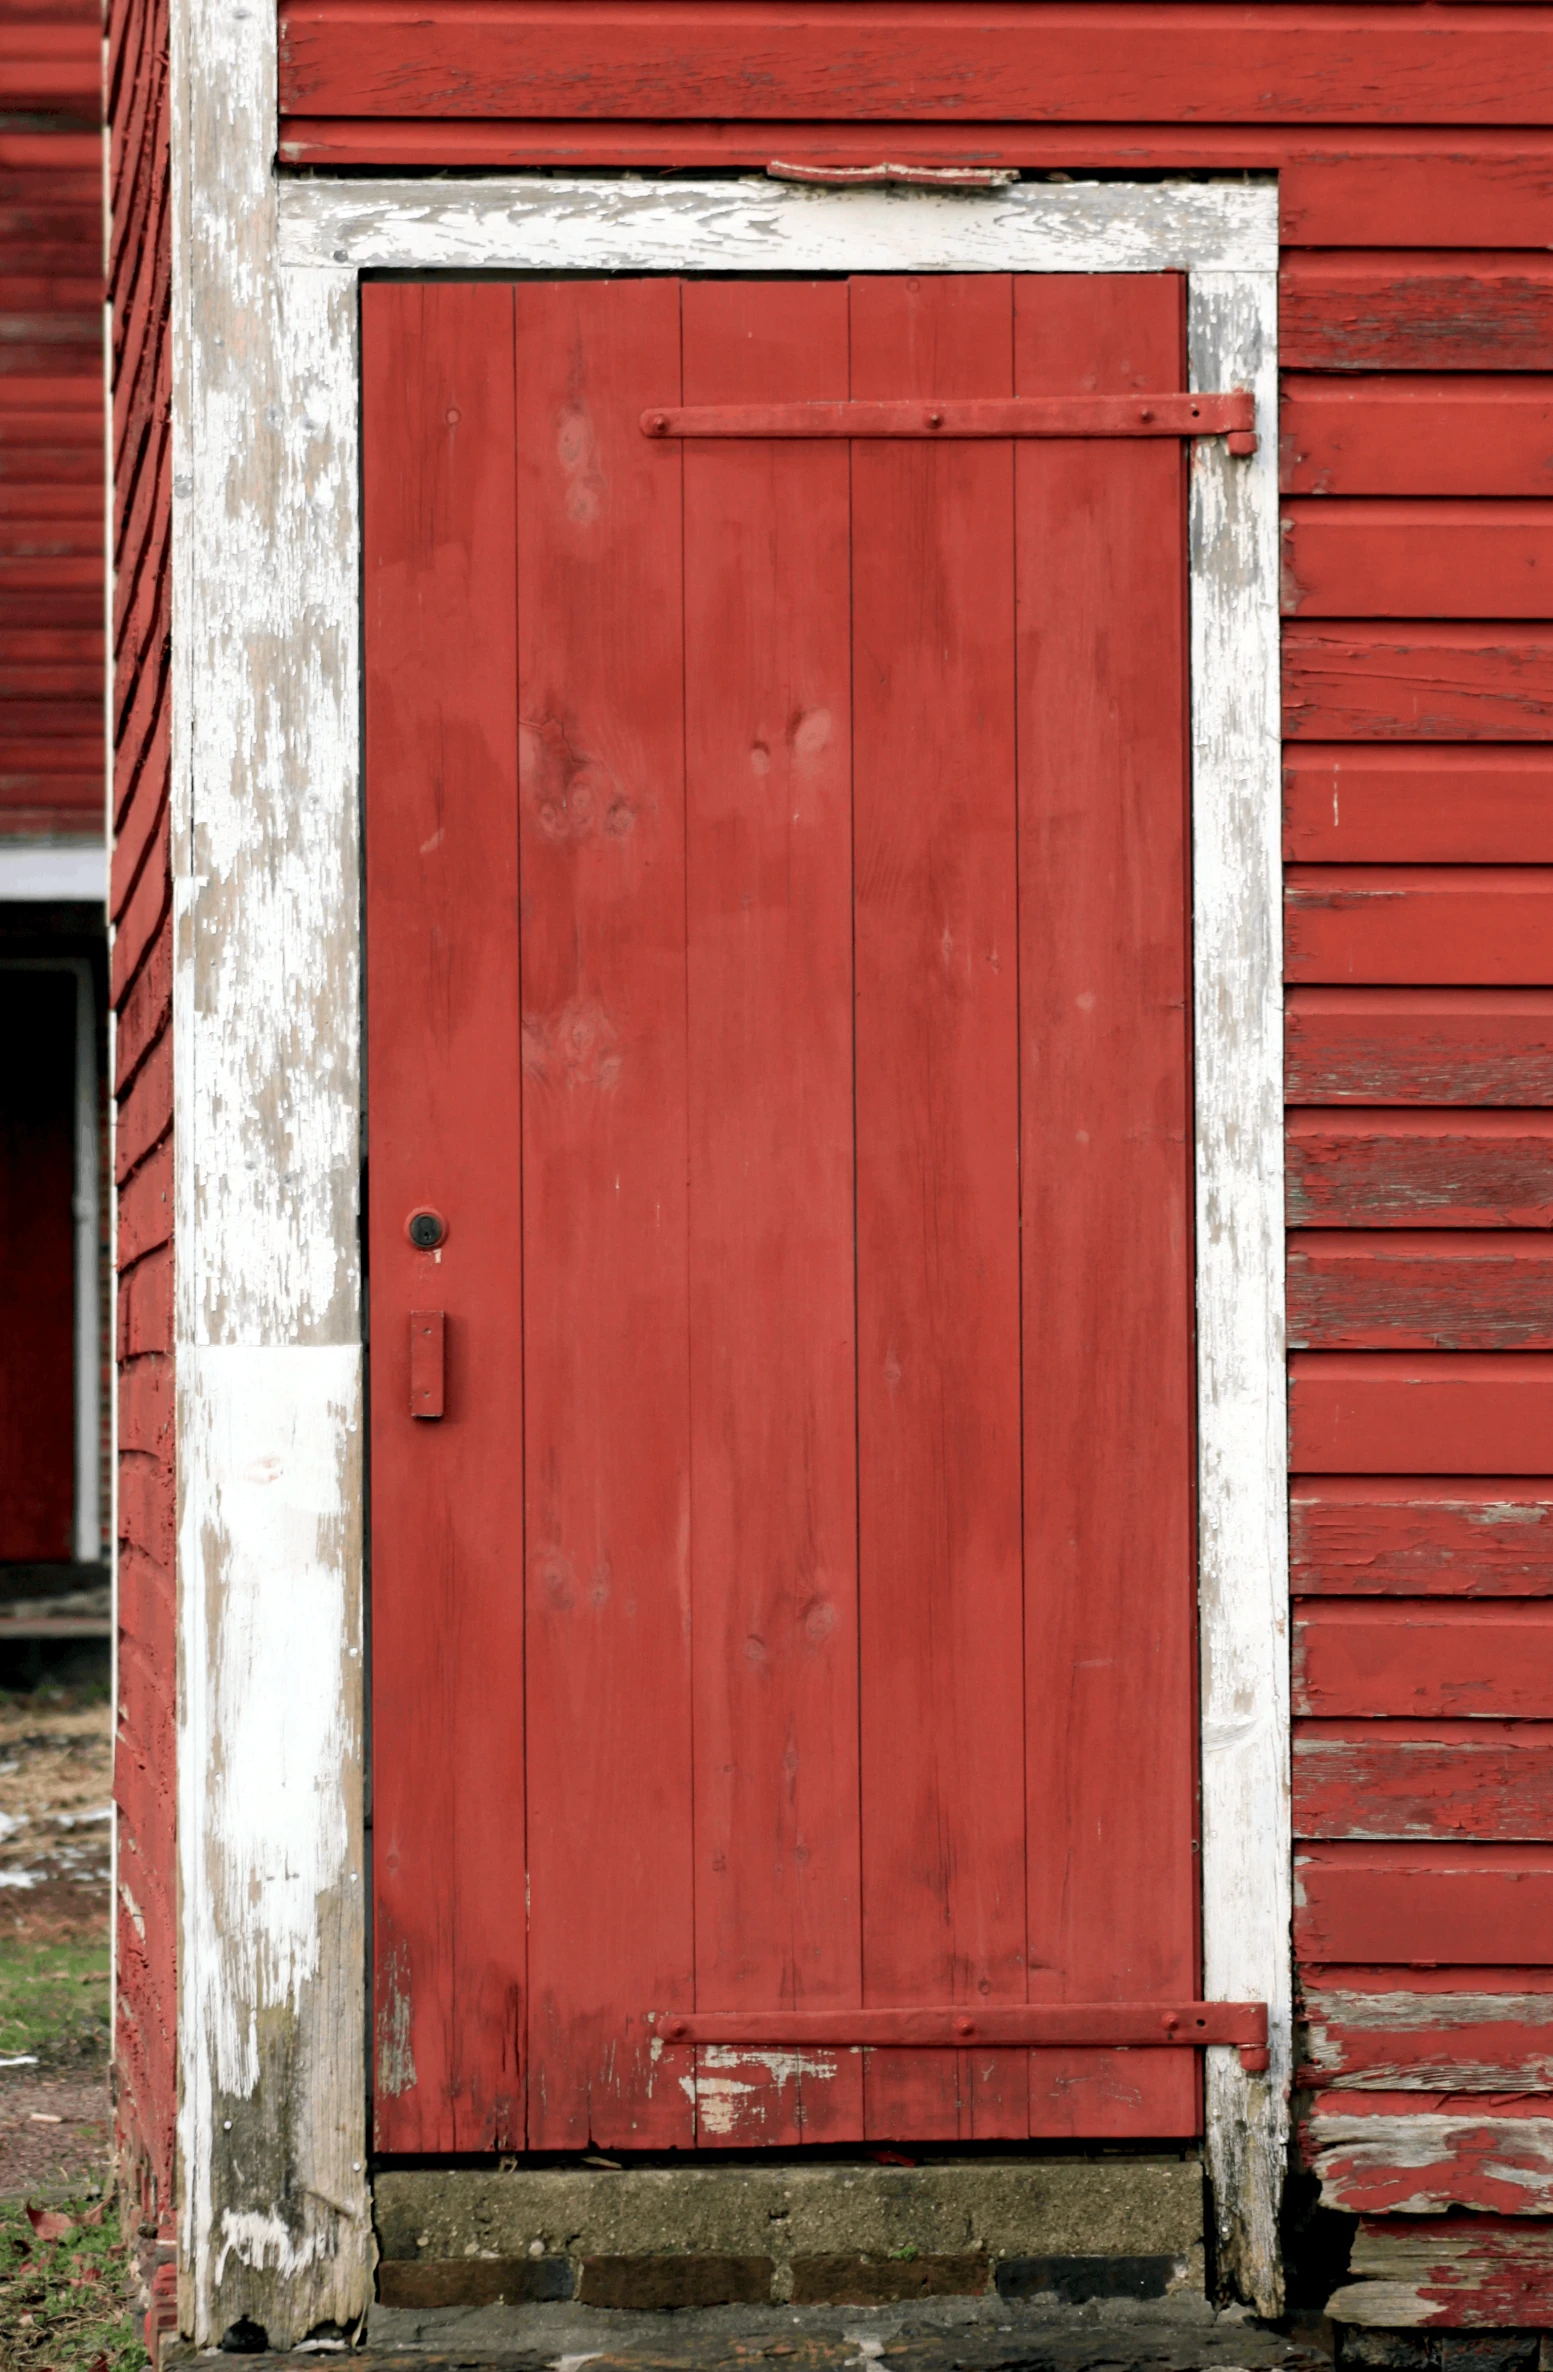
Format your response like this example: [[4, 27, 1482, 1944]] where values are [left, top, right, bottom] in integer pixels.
[[174, 82, 1285, 2339]]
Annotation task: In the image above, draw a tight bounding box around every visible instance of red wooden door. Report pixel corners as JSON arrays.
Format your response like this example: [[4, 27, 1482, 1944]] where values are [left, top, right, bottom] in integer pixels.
[[364, 274, 1197, 2154], [0, 970, 76, 1562]]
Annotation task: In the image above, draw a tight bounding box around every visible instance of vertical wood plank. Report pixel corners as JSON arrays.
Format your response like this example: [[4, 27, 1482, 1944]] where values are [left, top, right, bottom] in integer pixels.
[[363, 281, 525, 2152], [516, 278, 695, 2150], [1015, 274, 1199, 2142], [850, 273, 1028, 2143], [1189, 264, 1289, 2317], [680, 279, 863, 2148]]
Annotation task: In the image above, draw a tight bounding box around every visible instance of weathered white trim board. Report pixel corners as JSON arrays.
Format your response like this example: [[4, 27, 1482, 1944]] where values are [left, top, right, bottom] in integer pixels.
[[175, 133, 1285, 2344], [0, 840, 106, 900]]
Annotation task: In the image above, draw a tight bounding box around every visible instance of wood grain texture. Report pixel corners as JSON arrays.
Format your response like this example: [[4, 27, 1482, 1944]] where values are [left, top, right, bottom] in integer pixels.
[[1016, 273, 1197, 2145], [275, 7, 1553, 128], [1283, 753, 1553, 866], [1282, 380, 1553, 500], [1188, 261, 1288, 2318], [363, 282, 525, 2155], [1294, 1601, 1553, 1717], [850, 273, 1026, 2145], [1303, 2088, 1553, 2216], [680, 278, 860, 2149], [271, 129, 1553, 254], [1284, 625, 1553, 740], [1290, 1353, 1553, 1474], [1288, 984, 1553, 1106], [171, 0, 368, 2317], [1282, 255, 1553, 373], [1291, 1481, 1553, 1595], [1286, 866, 1553, 984], [1304, 1977, 1553, 2092], [1287, 1110, 1553, 1224], [515, 278, 695, 2154], [1297, 1845, 1553, 1969], [1332, 2215, 1553, 2329], [1283, 503, 1553, 621], [1288, 1231, 1553, 1347], [1295, 1720, 1553, 1842], [276, 174, 1277, 281]]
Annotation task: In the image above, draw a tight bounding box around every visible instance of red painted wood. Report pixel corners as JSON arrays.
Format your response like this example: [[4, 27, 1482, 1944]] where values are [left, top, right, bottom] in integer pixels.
[[1287, 1110, 1553, 1225], [275, 7, 1553, 128], [1290, 1352, 1553, 1474], [1286, 987, 1553, 1106], [1294, 1601, 1553, 1717], [1345, 2216, 1553, 2327], [1282, 380, 1553, 499], [0, 968, 75, 1562], [851, 273, 1027, 2144], [1303, 1979, 1553, 2090], [1298, 1844, 1553, 1967], [1015, 272, 1197, 2145], [1291, 1480, 1553, 1595], [1294, 1719, 1553, 1841], [1283, 502, 1553, 620], [1285, 625, 1553, 741], [1304, 2089, 1553, 2216], [1283, 255, 1553, 373], [1284, 751, 1553, 865], [515, 279, 695, 2151], [363, 282, 525, 2153], [661, 2003, 1264, 2050], [1286, 866, 1553, 984], [1288, 1231, 1553, 1348], [680, 277, 862, 2147]]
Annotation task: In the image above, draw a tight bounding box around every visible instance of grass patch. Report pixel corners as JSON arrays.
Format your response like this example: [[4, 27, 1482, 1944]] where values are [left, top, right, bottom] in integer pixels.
[[0, 2193, 148, 2371], [0, 1939, 110, 2069]]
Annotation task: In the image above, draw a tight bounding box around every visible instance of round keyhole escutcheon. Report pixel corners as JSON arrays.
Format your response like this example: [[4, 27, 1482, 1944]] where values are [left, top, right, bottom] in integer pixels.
[[407, 1208, 446, 1251]]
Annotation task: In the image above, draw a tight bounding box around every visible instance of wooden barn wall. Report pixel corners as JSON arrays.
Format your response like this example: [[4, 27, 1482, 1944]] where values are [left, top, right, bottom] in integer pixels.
[[0, 5, 103, 849], [107, 0, 175, 2261], [269, 3, 1553, 2324]]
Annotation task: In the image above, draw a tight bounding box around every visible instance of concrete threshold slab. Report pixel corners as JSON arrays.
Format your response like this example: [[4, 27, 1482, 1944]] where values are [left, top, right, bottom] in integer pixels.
[[172, 2293, 1330, 2372]]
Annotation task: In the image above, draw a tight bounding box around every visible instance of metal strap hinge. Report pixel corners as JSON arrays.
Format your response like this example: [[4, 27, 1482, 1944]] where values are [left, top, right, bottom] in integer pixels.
[[652, 2002, 1271, 2074], [642, 392, 1257, 454]]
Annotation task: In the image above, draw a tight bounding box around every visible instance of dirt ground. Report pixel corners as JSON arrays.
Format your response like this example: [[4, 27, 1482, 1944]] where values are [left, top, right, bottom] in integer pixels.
[[0, 1675, 115, 2197]]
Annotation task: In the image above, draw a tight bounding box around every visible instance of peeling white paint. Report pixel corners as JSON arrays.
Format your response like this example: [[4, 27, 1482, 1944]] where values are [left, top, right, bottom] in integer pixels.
[[1188, 261, 1288, 2321]]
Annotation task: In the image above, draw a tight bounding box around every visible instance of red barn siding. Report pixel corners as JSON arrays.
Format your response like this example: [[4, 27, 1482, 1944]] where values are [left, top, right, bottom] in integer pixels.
[[107, 0, 174, 2253], [264, 0, 1553, 2317]]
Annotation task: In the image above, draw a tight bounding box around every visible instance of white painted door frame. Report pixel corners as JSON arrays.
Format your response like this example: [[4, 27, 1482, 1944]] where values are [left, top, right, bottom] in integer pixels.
[[170, 46, 1284, 2335]]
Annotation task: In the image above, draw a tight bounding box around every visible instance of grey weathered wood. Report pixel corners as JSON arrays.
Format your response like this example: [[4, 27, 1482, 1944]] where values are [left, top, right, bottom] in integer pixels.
[[171, 0, 367, 2344]]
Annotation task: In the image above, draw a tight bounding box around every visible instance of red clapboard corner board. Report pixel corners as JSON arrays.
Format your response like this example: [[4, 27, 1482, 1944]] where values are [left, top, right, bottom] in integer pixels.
[[1292, 1481, 1553, 1594], [1294, 1601, 1553, 1718], [1287, 1111, 1553, 1226], [1291, 1354, 1553, 1474], [1297, 1845, 1553, 1969]]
